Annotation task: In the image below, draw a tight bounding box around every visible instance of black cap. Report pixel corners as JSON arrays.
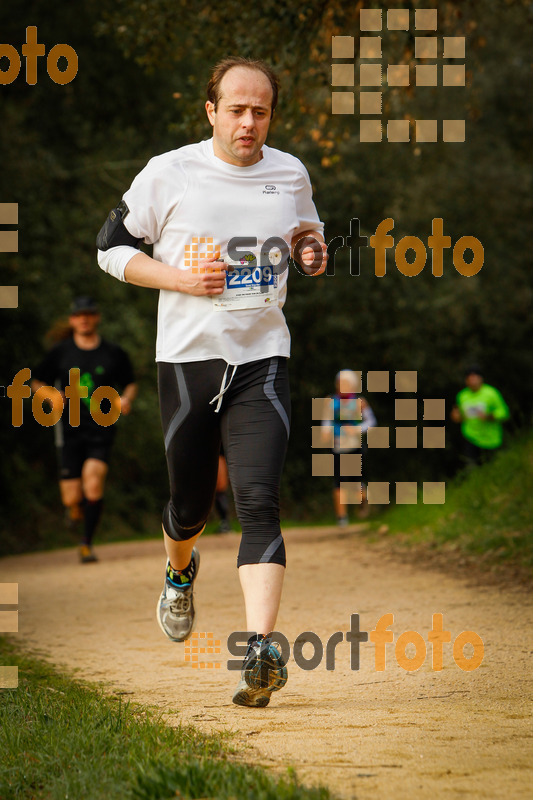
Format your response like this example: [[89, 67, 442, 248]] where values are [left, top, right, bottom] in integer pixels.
[[464, 364, 483, 377], [70, 296, 99, 314]]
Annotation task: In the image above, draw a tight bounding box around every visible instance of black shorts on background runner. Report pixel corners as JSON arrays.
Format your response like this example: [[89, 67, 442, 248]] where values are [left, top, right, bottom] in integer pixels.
[[59, 428, 115, 479]]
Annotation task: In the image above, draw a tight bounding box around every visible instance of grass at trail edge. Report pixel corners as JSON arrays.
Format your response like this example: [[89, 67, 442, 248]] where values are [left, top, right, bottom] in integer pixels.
[[0, 640, 333, 800], [372, 430, 533, 571]]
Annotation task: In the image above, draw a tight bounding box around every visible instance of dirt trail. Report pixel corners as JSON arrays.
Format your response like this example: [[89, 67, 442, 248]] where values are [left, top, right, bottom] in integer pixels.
[[1, 527, 531, 799]]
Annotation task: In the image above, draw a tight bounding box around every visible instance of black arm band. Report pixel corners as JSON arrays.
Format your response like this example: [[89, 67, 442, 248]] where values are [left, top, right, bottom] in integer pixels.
[[96, 200, 143, 251]]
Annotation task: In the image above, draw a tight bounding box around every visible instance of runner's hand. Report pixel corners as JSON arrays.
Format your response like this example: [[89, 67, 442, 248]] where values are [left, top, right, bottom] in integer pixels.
[[176, 257, 228, 296], [294, 237, 328, 276], [450, 406, 462, 423], [120, 396, 132, 415]]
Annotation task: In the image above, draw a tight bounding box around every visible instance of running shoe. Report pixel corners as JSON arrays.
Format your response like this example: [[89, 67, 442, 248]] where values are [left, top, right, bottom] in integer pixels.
[[156, 548, 200, 642], [79, 544, 98, 564], [232, 638, 288, 707]]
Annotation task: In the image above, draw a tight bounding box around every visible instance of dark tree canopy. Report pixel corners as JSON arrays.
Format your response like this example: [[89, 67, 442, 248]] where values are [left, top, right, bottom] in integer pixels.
[[1, 0, 531, 550]]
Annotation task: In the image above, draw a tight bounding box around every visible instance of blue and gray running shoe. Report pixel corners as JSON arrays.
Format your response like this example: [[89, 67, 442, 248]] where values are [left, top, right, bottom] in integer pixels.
[[232, 638, 288, 707]]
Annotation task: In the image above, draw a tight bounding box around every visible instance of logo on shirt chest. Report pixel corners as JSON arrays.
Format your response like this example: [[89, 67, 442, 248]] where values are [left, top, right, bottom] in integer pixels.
[[263, 184, 280, 195]]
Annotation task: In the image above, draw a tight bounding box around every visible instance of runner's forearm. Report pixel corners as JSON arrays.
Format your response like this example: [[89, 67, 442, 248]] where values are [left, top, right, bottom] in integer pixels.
[[121, 382, 138, 403], [123, 252, 181, 291], [291, 229, 325, 251]]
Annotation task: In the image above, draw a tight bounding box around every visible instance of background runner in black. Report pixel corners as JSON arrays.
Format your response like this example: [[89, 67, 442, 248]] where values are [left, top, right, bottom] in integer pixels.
[[32, 296, 137, 562]]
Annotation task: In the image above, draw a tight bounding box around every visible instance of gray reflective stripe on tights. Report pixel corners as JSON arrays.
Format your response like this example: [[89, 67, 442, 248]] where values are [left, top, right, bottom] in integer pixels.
[[260, 533, 283, 563], [263, 357, 290, 437], [164, 365, 191, 452]]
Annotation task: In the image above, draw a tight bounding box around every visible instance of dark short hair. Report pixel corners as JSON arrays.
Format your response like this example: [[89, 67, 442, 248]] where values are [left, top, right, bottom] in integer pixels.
[[206, 57, 279, 118], [464, 364, 483, 378]]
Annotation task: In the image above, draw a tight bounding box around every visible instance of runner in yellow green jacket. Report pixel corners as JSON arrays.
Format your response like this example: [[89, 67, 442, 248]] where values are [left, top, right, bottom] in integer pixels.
[[451, 366, 510, 465]]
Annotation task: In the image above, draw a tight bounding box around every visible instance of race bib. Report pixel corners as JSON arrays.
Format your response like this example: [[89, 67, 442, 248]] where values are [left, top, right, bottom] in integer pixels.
[[465, 402, 486, 419], [212, 250, 280, 311]]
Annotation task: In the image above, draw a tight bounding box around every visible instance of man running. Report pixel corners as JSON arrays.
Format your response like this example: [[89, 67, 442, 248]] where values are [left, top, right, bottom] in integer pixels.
[[32, 296, 137, 562], [97, 57, 327, 706], [451, 365, 510, 465]]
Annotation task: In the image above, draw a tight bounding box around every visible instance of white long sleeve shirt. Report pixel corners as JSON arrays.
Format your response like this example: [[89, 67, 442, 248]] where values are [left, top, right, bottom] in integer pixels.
[[98, 139, 323, 365]]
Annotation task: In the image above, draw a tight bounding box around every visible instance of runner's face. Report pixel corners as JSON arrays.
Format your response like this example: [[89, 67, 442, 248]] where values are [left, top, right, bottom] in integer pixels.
[[465, 373, 483, 391], [206, 67, 273, 166], [69, 312, 100, 336]]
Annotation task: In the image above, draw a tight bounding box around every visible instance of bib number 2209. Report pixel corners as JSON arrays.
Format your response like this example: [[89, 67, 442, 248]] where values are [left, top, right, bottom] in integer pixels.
[[227, 265, 274, 287]]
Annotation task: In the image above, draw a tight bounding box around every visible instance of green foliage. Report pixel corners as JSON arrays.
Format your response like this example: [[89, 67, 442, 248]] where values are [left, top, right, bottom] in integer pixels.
[[0, 640, 224, 800], [1, 0, 532, 547], [0, 639, 332, 800], [133, 760, 332, 800], [375, 429, 533, 569]]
